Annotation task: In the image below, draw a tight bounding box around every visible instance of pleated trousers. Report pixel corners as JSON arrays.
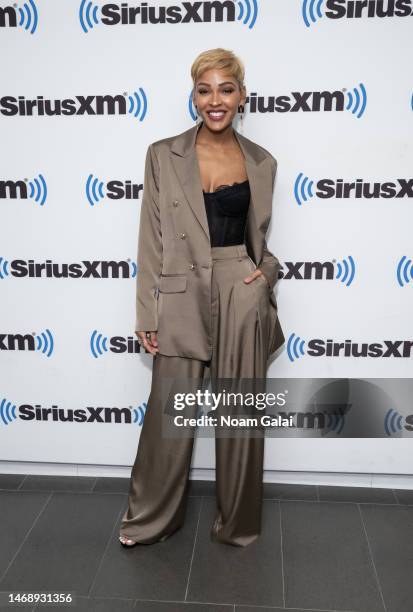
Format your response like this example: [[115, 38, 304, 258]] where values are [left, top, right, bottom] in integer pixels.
[[120, 243, 273, 547]]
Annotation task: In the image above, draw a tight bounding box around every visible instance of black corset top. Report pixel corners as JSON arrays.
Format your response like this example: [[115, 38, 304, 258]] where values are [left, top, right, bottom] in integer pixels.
[[203, 179, 250, 247]]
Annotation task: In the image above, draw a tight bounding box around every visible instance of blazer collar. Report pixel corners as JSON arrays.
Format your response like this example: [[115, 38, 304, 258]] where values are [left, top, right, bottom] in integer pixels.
[[169, 121, 272, 257]]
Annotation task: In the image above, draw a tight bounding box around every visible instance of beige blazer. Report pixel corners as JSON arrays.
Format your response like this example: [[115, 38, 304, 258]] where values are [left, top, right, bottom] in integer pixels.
[[135, 121, 285, 361]]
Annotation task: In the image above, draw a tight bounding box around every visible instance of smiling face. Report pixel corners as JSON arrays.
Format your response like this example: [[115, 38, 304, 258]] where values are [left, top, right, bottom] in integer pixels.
[[192, 68, 246, 132]]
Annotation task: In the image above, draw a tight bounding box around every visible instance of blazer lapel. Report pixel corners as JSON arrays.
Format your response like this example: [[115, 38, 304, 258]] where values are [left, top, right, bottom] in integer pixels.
[[170, 122, 210, 240], [170, 122, 272, 265]]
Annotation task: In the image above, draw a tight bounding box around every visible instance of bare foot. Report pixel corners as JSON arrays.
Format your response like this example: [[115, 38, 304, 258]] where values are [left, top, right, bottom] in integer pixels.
[[119, 535, 137, 547]]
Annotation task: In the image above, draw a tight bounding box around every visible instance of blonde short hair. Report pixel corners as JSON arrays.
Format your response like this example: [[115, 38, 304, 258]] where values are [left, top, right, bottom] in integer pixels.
[[191, 48, 246, 94]]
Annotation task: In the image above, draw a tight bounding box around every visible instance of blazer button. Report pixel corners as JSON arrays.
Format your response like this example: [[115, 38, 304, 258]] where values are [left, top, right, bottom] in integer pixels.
[[173, 200, 179, 206], [180, 232, 186, 239]]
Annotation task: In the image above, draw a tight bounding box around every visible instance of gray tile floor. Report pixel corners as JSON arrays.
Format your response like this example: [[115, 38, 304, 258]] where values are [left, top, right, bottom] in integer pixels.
[[1, 474, 412, 611]]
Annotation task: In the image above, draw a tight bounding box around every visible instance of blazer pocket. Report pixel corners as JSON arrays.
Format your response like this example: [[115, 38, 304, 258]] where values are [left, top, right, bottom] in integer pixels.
[[159, 274, 187, 293]]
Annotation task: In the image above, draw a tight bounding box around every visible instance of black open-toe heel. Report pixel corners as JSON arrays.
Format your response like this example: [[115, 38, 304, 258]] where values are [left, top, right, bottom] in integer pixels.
[[119, 535, 138, 548]]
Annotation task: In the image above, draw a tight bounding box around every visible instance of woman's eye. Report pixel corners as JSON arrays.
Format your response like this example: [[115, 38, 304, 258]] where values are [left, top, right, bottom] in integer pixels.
[[197, 89, 235, 95]]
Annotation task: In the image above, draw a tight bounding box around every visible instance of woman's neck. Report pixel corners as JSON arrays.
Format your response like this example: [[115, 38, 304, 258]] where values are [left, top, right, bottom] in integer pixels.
[[196, 122, 236, 148]]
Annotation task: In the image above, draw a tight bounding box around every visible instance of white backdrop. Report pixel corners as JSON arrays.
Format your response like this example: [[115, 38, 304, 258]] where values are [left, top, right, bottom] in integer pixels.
[[1, 0, 412, 475]]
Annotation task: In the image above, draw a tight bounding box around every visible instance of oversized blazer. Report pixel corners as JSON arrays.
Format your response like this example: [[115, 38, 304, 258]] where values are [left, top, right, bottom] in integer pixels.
[[135, 120, 285, 361]]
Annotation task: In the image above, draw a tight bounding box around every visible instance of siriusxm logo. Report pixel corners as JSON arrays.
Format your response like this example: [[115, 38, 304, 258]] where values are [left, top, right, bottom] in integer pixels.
[[79, 0, 258, 32], [0, 174, 47, 205], [287, 334, 413, 362], [280, 257, 355, 286], [0, 89, 147, 120], [294, 174, 413, 205], [0, 330, 54, 357], [86, 175, 143, 206], [0, 175, 142, 207], [90, 330, 146, 357], [0, 258, 137, 279], [302, 0, 413, 26], [397, 256, 413, 287], [0, 398, 148, 426], [189, 83, 367, 119], [0, 1, 39, 33], [384, 409, 413, 436]]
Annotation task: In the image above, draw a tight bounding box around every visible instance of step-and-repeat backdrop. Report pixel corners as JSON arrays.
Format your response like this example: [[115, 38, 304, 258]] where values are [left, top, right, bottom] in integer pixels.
[[1, 1, 412, 473]]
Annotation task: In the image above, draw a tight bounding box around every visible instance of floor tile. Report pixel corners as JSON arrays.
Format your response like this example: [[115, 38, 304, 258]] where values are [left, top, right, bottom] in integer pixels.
[[392, 488, 413, 505], [281, 500, 384, 611], [236, 607, 328, 612], [134, 601, 233, 611], [0, 474, 27, 490], [263, 483, 317, 501], [92, 477, 130, 494], [35, 595, 135, 610], [1, 492, 125, 596], [20, 475, 96, 493], [90, 497, 202, 601], [186, 498, 283, 607], [360, 503, 413, 612], [0, 491, 50, 579], [318, 485, 397, 504], [187, 480, 215, 497], [0, 606, 34, 611]]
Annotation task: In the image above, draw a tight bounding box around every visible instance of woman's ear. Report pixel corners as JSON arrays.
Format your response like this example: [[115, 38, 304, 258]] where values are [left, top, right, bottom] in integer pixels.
[[240, 88, 247, 109]]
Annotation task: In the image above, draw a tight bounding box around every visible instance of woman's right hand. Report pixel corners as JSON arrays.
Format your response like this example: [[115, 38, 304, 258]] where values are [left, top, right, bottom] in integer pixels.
[[136, 331, 159, 355]]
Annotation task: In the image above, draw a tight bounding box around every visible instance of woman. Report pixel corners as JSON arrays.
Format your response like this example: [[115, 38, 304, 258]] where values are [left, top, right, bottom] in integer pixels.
[[119, 48, 284, 548]]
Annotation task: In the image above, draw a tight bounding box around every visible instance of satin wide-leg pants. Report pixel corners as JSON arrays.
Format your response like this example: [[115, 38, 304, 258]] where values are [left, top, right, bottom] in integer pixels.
[[120, 243, 273, 547]]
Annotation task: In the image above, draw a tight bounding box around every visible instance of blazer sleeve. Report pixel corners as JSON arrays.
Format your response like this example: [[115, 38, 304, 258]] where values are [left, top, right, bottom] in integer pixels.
[[135, 144, 163, 332], [257, 156, 282, 292]]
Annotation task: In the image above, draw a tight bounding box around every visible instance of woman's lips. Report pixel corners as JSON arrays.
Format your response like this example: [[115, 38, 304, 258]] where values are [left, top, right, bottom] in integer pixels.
[[206, 111, 227, 121]]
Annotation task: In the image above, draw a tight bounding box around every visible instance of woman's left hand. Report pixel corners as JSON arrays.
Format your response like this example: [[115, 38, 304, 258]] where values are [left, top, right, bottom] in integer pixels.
[[243, 269, 269, 285]]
